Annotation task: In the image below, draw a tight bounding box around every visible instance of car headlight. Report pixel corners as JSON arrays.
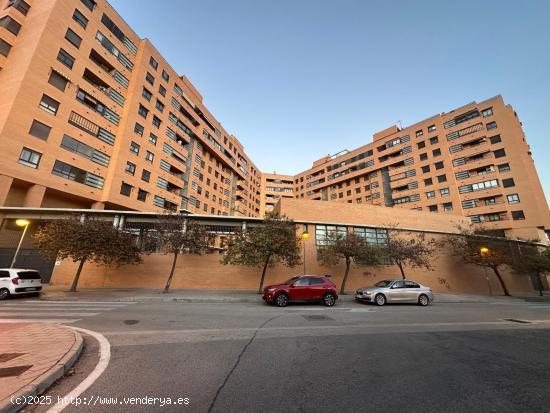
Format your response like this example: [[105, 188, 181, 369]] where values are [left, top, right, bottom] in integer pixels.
[[267, 287, 276, 292], [364, 291, 373, 295]]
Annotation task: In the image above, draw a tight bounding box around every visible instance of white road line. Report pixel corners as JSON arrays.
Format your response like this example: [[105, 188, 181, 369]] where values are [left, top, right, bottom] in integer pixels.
[[0, 312, 100, 317], [46, 327, 111, 413], [0, 319, 81, 323], [19, 301, 133, 306]]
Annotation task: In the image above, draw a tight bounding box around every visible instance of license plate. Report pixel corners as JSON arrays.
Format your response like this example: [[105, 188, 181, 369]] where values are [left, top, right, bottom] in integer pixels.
[[28, 287, 39, 291]]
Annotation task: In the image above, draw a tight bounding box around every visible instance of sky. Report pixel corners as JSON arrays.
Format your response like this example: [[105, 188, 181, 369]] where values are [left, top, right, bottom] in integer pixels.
[[110, 0, 550, 198]]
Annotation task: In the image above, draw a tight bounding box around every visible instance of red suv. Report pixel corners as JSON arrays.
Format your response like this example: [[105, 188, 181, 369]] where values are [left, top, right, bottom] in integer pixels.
[[263, 275, 338, 307]]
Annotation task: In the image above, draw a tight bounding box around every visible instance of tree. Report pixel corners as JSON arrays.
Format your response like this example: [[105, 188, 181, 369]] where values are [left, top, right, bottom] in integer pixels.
[[511, 246, 550, 296], [222, 214, 301, 293], [149, 214, 214, 293], [33, 217, 142, 292], [446, 227, 513, 296], [380, 225, 436, 279], [317, 232, 381, 295]]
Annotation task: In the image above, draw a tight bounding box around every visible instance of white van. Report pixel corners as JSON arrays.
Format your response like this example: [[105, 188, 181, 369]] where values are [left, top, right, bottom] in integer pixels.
[[0, 268, 43, 300]]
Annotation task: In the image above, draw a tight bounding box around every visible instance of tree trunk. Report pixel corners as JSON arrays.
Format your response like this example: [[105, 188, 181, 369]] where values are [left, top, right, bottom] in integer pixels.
[[257, 255, 271, 294], [397, 262, 406, 279], [163, 252, 179, 294], [340, 257, 351, 295], [70, 257, 87, 292], [492, 266, 510, 296]]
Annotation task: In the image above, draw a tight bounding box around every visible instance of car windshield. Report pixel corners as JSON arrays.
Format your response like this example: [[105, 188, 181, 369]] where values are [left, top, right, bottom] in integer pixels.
[[283, 277, 300, 285], [373, 280, 393, 288]]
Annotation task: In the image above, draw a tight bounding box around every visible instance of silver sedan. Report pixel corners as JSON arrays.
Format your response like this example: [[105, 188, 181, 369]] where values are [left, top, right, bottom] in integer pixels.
[[355, 279, 433, 306]]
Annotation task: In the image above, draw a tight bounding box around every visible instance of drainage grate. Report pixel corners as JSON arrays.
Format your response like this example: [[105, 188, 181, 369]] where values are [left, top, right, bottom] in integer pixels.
[[0, 365, 33, 378], [123, 320, 140, 325], [504, 318, 531, 324], [302, 315, 333, 321], [0, 353, 24, 362]]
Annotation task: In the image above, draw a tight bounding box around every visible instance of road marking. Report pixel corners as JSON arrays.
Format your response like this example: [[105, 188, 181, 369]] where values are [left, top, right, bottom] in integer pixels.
[[18, 301, 133, 306], [0, 312, 100, 317], [46, 327, 111, 413], [0, 306, 118, 311], [0, 319, 81, 323]]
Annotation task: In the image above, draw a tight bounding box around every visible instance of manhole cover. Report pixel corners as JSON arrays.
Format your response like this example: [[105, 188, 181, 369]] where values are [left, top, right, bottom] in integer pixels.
[[302, 315, 333, 321], [0, 365, 32, 378], [0, 353, 24, 362], [504, 318, 531, 324], [123, 320, 140, 325]]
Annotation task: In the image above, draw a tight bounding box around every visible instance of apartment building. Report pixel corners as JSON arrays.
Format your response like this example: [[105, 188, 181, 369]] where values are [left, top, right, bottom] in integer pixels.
[[0, 0, 261, 216], [293, 96, 550, 241], [259, 173, 294, 216]]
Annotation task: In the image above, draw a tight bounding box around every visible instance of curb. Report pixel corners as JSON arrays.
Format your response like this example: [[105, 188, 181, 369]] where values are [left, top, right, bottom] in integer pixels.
[[0, 328, 84, 413]]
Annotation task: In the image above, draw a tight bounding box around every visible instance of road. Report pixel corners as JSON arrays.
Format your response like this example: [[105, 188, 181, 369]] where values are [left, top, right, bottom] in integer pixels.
[[4, 296, 550, 413]]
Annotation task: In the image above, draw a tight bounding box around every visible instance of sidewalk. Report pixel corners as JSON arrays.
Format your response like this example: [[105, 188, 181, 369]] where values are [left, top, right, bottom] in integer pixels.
[[39, 286, 545, 304], [0, 323, 83, 413]]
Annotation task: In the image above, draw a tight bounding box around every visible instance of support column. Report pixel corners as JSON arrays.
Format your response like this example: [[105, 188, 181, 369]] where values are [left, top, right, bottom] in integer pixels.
[[91, 201, 105, 210], [0, 174, 14, 206], [23, 184, 46, 207]]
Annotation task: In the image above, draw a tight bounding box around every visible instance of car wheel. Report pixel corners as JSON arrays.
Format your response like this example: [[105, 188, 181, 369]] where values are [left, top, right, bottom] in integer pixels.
[[418, 294, 429, 306], [375, 293, 386, 306], [0, 288, 10, 300], [323, 293, 336, 307], [275, 293, 289, 307]]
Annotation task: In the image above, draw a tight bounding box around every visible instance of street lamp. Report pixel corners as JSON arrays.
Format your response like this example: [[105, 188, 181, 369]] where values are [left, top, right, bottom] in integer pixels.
[[10, 219, 30, 268], [480, 247, 492, 296], [302, 231, 310, 275]]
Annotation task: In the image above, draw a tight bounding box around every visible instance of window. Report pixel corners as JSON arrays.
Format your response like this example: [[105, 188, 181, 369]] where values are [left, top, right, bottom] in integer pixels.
[[72, 9, 88, 28], [437, 174, 447, 183], [52, 160, 103, 188], [428, 125, 436, 133], [142, 88, 152, 101], [512, 210, 525, 220], [159, 85, 166, 97], [0, 16, 22, 36], [443, 202, 453, 211], [420, 153, 428, 161], [426, 191, 435, 199], [498, 163, 510, 173], [7, 0, 30, 15], [486, 121, 497, 130], [65, 28, 82, 48], [428, 205, 438, 212], [155, 100, 165, 112], [29, 120, 51, 140], [120, 182, 132, 197], [149, 133, 157, 145], [125, 161, 136, 175], [18, 148, 41, 168], [60, 135, 109, 166], [80, 0, 96, 12], [502, 178, 515, 188], [129, 141, 140, 154], [57, 48, 75, 69], [482, 107, 493, 117], [315, 225, 347, 245], [145, 151, 154, 163], [145, 72, 155, 85], [162, 70, 169, 82], [469, 179, 498, 192], [141, 169, 150, 182], [416, 130, 423, 137], [489, 135, 501, 144], [494, 148, 506, 158], [152, 115, 161, 128], [137, 189, 148, 202], [421, 165, 430, 173], [435, 161, 444, 170], [134, 123, 144, 136], [0, 38, 12, 57], [432, 148, 441, 157], [440, 188, 449, 196], [48, 71, 69, 91], [39, 94, 59, 115], [424, 178, 433, 186], [417, 141, 425, 149], [138, 105, 149, 118], [429, 136, 439, 145], [149, 56, 158, 70]]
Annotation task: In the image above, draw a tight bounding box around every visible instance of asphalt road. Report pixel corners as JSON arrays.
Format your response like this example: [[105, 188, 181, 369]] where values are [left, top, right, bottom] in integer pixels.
[[13, 297, 550, 413]]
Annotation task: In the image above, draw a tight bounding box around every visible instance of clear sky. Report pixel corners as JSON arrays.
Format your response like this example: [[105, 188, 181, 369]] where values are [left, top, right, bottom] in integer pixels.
[[110, 0, 550, 199]]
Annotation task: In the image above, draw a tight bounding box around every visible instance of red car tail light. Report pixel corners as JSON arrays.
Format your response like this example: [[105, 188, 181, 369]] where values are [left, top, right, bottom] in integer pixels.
[[11, 277, 19, 285]]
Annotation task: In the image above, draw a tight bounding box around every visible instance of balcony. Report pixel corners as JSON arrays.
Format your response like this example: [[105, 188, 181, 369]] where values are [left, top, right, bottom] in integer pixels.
[[89, 49, 129, 89], [82, 68, 124, 106]]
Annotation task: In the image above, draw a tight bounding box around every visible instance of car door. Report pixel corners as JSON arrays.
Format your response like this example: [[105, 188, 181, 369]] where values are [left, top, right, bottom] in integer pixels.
[[388, 280, 407, 302], [306, 277, 326, 300], [289, 277, 310, 301], [16, 270, 42, 291], [0, 270, 10, 290], [404, 281, 421, 302]]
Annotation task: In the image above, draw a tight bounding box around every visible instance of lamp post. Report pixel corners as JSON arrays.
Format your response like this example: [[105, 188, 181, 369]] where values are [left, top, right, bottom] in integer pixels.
[[480, 247, 492, 296], [302, 231, 310, 275], [10, 219, 30, 269]]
